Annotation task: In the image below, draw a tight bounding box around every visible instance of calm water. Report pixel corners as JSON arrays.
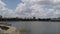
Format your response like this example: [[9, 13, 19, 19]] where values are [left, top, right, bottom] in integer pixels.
[[0, 21, 60, 34]]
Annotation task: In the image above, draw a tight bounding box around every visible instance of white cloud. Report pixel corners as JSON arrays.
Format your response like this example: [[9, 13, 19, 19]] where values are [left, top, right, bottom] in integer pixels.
[[0, 0, 16, 18], [0, 0, 60, 18], [16, 3, 26, 12], [0, 0, 6, 9], [15, 0, 54, 18], [15, 0, 60, 18]]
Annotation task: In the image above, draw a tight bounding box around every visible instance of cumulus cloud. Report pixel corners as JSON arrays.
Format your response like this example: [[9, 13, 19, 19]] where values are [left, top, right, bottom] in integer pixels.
[[0, 0, 16, 18], [16, 0, 60, 18], [0, 0, 6, 9], [0, 0, 60, 18]]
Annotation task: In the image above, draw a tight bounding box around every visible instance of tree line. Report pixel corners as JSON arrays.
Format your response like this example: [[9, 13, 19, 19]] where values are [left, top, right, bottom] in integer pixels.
[[0, 17, 60, 21]]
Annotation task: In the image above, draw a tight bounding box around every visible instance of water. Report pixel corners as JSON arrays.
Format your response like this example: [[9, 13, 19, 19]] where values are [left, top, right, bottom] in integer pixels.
[[0, 21, 60, 34]]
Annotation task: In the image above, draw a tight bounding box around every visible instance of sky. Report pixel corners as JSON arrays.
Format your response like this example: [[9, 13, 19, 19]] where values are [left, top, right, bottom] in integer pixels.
[[0, 0, 60, 18]]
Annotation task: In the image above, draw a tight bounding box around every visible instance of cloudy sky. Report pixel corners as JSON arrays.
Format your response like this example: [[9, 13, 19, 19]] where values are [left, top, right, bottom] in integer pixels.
[[0, 0, 60, 18]]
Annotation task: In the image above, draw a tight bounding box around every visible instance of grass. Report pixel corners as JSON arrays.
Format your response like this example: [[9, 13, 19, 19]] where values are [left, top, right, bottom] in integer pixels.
[[20, 29, 30, 32]]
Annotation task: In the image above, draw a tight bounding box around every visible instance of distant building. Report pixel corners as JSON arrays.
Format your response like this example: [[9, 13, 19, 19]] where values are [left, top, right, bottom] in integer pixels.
[[57, 17, 60, 19], [33, 17, 36, 19], [51, 18, 60, 20]]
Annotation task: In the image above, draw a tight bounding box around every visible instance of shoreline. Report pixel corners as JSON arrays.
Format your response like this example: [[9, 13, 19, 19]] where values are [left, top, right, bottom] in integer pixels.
[[0, 18, 60, 22], [0, 20, 60, 22]]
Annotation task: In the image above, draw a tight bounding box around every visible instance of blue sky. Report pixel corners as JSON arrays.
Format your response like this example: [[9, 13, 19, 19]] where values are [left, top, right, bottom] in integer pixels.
[[0, 0, 60, 18], [2, 0, 21, 10]]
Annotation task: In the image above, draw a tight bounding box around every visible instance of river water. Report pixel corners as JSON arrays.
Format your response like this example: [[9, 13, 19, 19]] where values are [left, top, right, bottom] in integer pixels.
[[0, 21, 60, 34]]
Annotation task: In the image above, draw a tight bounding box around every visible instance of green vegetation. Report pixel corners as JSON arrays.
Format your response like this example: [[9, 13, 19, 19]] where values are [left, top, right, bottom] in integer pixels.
[[20, 29, 30, 32]]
